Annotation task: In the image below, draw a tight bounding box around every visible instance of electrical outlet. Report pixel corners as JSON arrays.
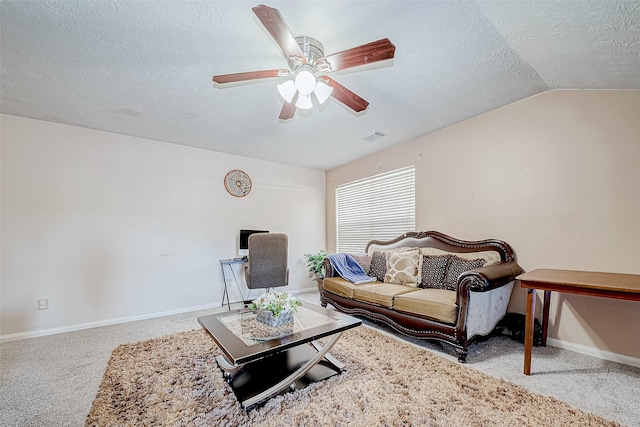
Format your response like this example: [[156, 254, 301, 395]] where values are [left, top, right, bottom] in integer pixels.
[[38, 298, 49, 310]]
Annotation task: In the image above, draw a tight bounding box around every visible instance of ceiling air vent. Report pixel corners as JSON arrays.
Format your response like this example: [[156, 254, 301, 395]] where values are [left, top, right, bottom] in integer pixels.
[[361, 131, 386, 142]]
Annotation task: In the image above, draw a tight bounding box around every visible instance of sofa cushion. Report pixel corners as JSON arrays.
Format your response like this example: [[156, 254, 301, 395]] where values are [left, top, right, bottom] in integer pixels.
[[443, 256, 486, 291], [352, 283, 419, 308], [322, 277, 381, 299], [350, 253, 372, 274], [392, 288, 458, 324], [421, 255, 450, 289], [369, 251, 387, 282], [385, 249, 421, 286]]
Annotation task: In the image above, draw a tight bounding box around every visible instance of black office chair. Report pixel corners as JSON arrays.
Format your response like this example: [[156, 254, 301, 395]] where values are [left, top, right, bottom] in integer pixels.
[[244, 233, 289, 302]]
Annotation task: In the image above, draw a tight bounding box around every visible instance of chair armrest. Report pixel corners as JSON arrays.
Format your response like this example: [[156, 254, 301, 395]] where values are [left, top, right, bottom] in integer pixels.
[[457, 261, 524, 293]]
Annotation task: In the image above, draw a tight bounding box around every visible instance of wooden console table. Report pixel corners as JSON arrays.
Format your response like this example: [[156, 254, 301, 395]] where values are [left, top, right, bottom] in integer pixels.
[[517, 268, 640, 375]]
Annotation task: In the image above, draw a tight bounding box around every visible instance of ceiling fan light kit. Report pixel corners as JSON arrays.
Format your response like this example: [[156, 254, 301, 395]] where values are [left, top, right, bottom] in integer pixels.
[[296, 93, 313, 110], [313, 80, 333, 104], [212, 4, 395, 120], [277, 67, 334, 109], [294, 67, 316, 95], [277, 80, 297, 103]]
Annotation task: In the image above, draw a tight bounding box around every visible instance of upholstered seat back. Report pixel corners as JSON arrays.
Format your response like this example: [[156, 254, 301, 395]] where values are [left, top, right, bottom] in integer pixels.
[[244, 233, 289, 289]]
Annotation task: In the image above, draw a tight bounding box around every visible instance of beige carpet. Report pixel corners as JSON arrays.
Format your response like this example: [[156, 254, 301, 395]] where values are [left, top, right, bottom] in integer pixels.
[[86, 326, 617, 427]]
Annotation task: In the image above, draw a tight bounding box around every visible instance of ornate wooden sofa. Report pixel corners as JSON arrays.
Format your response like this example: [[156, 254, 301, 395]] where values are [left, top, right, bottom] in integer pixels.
[[320, 231, 524, 362]]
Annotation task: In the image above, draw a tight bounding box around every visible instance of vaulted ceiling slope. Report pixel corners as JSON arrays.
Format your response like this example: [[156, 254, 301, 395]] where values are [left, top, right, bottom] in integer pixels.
[[2, 1, 639, 170]]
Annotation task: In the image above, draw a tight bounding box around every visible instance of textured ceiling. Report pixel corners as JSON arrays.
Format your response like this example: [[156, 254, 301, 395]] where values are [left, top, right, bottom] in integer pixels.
[[2, 1, 639, 170]]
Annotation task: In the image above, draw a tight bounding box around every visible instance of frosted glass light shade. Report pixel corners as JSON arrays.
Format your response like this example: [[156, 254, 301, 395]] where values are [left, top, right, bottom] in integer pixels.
[[277, 80, 297, 103], [314, 80, 333, 104], [295, 93, 313, 110], [294, 70, 316, 95]]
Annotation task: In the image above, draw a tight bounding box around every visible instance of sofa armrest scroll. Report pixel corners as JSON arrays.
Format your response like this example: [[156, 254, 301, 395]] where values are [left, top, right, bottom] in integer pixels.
[[457, 261, 524, 293], [321, 258, 335, 279]]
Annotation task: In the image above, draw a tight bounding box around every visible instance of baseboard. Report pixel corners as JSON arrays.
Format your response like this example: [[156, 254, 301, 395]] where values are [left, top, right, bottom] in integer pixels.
[[547, 338, 640, 369], [0, 302, 221, 343], [0, 286, 318, 343]]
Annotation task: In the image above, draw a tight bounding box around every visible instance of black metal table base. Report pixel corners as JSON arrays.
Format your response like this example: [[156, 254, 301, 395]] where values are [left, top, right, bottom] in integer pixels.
[[216, 335, 345, 410]]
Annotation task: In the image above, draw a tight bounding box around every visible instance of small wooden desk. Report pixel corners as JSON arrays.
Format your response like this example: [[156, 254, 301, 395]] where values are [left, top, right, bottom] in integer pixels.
[[517, 268, 640, 375]]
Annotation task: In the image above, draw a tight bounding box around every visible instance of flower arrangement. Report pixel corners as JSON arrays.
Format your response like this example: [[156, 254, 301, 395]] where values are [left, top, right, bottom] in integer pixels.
[[249, 290, 302, 317]]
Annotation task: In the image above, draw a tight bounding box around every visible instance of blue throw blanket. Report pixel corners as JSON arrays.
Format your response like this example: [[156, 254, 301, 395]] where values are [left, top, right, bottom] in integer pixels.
[[327, 253, 377, 285]]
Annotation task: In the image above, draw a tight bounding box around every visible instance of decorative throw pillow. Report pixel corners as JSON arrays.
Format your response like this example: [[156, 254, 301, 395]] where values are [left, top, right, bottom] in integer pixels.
[[421, 255, 450, 289], [443, 256, 486, 291], [369, 251, 387, 282], [350, 254, 372, 274], [384, 249, 421, 286]]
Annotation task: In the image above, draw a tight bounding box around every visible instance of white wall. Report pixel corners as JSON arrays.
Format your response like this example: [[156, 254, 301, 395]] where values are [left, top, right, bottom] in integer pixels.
[[0, 114, 326, 338], [326, 90, 640, 360]]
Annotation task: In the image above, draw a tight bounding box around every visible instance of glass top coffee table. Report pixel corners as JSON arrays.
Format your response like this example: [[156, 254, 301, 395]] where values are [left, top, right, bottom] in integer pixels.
[[197, 303, 361, 410]]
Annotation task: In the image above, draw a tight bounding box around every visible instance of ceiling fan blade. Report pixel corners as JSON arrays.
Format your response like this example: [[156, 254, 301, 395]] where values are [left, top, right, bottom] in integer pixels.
[[279, 101, 296, 120], [320, 76, 369, 113], [213, 69, 290, 84], [320, 38, 396, 72], [252, 5, 305, 63]]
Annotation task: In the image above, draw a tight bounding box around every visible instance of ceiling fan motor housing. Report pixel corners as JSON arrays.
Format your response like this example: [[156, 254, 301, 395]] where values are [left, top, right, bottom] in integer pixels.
[[294, 36, 325, 71]]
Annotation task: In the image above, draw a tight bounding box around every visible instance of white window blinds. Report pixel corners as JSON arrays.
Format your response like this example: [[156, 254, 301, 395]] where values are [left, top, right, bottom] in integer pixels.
[[336, 166, 415, 253]]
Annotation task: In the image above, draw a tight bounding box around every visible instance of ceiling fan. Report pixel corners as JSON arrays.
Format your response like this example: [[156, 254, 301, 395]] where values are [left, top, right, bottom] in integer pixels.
[[212, 4, 396, 120]]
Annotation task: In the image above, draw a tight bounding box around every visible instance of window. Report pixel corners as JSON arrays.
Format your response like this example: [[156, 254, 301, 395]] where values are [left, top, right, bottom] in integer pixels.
[[336, 166, 415, 253]]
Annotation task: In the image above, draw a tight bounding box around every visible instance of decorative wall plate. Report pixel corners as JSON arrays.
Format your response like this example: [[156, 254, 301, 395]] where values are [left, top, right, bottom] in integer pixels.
[[224, 169, 252, 197]]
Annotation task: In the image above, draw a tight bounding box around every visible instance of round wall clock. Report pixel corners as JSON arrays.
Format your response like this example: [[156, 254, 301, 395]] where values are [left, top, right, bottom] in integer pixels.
[[224, 169, 252, 197]]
